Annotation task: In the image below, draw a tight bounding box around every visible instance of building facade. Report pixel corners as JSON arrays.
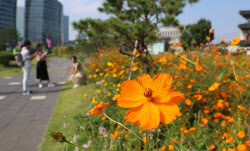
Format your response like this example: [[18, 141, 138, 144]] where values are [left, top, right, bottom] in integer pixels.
[[63, 15, 69, 44], [0, 0, 17, 30], [25, 0, 64, 46], [239, 10, 250, 46], [157, 28, 181, 44], [16, 6, 25, 41]]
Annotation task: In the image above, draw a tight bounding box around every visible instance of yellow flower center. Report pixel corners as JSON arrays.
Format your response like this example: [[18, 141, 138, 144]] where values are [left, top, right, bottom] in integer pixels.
[[144, 88, 154, 99]]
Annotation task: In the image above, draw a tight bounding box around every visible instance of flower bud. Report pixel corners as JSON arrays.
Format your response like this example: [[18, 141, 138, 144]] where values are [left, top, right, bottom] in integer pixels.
[[47, 130, 67, 143], [174, 51, 181, 56], [236, 55, 246, 66]]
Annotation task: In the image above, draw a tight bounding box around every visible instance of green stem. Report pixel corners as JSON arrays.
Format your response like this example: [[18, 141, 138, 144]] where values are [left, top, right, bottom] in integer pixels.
[[146, 130, 149, 151], [244, 65, 250, 73], [103, 113, 155, 150], [232, 62, 246, 108], [156, 129, 159, 149], [180, 55, 216, 79], [182, 134, 195, 151]]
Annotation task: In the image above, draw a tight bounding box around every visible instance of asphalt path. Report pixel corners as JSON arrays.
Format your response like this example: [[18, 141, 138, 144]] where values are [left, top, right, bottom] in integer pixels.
[[0, 58, 72, 151]]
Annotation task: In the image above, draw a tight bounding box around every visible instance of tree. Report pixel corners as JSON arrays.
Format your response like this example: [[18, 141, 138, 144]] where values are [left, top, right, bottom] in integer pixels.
[[99, 0, 199, 52], [73, 18, 118, 54], [65, 44, 76, 56], [74, 0, 200, 72], [190, 19, 214, 45], [180, 19, 214, 47], [180, 30, 192, 49], [0, 27, 22, 50], [76, 39, 97, 57]]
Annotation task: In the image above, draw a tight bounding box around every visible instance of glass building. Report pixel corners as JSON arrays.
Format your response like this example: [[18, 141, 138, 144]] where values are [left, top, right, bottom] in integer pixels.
[[63, 15, 69, 44], [25, 0, 63, 46], [16, 6, 25, 41], [0, 0, 17, 30]]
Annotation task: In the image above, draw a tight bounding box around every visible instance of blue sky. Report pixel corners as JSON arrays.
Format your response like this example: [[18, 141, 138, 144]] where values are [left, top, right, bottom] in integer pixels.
[[18, 0, 250, 43]]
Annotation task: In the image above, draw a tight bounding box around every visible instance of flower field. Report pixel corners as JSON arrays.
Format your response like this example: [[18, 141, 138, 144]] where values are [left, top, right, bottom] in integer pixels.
[[47, 46, 250, 151]]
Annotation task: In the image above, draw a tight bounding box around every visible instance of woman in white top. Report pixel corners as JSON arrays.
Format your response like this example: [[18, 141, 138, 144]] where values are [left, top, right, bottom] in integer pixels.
[[69, 56, 86, 88], [36, 44, 55, 88]]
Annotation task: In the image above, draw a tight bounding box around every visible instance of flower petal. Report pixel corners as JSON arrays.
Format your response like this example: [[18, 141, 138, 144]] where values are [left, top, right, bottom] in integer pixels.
[[169, 92, 185, 104], [151, 73, 172, 95], [139, 102, 160, 130], [117, 97, 147, 108], [125, 105, 144, 125], [153, 102, 179, 124], [151, 73, 173, 101], [117, 80, 146, 108], [153, 91, 184, 103], [153, 90, 173, 103], [138, 74, 152, 89]]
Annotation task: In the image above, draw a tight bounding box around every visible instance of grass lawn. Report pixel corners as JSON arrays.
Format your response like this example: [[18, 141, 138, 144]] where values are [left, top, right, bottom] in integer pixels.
[[39, 82, 93, 151], [0, 61, 23, 79]]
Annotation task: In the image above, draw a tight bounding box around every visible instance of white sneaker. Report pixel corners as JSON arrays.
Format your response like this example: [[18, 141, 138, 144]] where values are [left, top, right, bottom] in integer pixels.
[[39, 84, 43, 88], [73, 84, 79, 89], [22, 91, 32, 95], [48, 83, 55, 87]]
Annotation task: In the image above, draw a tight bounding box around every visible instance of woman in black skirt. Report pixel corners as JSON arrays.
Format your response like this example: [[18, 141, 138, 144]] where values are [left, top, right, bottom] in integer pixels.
[[36, 44, 55, 88]]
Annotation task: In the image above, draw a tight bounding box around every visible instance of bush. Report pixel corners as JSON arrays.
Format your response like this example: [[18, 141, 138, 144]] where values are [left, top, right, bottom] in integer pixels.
[[52, 45, 76, 57], [0, 51, 15, 66]]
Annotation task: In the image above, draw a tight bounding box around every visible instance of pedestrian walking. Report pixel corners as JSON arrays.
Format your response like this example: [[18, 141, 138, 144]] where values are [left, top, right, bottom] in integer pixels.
[[36, 44, 55, 88], [21, 40, 37, 95], [69, 56, 86, 88]]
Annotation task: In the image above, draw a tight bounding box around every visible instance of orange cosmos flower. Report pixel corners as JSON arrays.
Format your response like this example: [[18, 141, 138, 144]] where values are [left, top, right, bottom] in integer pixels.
[[185, 99, 192, 105], [223, 132, 229, 138], [209, 29, 213, 33], [206, 36, 211, 41], [168, 145, 175, 150], [238, 105, 245, 111], [245, 141, 250, 147], [177, 42, 183, 46], [237, 130, 245, 138], [111, 131, 119, 139], [237, 144, 247, 151], [161, 145, 166, 151], [101, 116, 107, 121], [209, 144, 215, 150], [231, 36, 241, 45], [143, 136, 148, 144], [201, 118, 208, 124], [117, 73, 184, 130], [88, 101, 110, 116], [217, 99, 224, 108], [208, 82, 220, 91]]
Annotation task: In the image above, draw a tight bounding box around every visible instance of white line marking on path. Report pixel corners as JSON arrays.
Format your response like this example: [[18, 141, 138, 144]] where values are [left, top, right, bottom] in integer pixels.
[[57, 81, 66, 85], [8, 82, 21, 85], [0, 96, 6, 100], [30, 96, 46, 100], [4, 77, 12, 79]]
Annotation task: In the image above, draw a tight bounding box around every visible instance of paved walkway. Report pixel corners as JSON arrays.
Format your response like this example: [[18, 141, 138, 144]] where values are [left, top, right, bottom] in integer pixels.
[[0, 58, 72, 151]]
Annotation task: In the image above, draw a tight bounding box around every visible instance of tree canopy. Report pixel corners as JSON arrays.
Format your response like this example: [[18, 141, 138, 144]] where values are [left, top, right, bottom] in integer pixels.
[[0, 27, 22, 50], [180, 18, 214, 48], [73, 0, 200, 72]]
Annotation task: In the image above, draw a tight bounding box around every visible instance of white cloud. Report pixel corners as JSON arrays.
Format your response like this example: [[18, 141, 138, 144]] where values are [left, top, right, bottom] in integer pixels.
[[58, 0, 109, 40]]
